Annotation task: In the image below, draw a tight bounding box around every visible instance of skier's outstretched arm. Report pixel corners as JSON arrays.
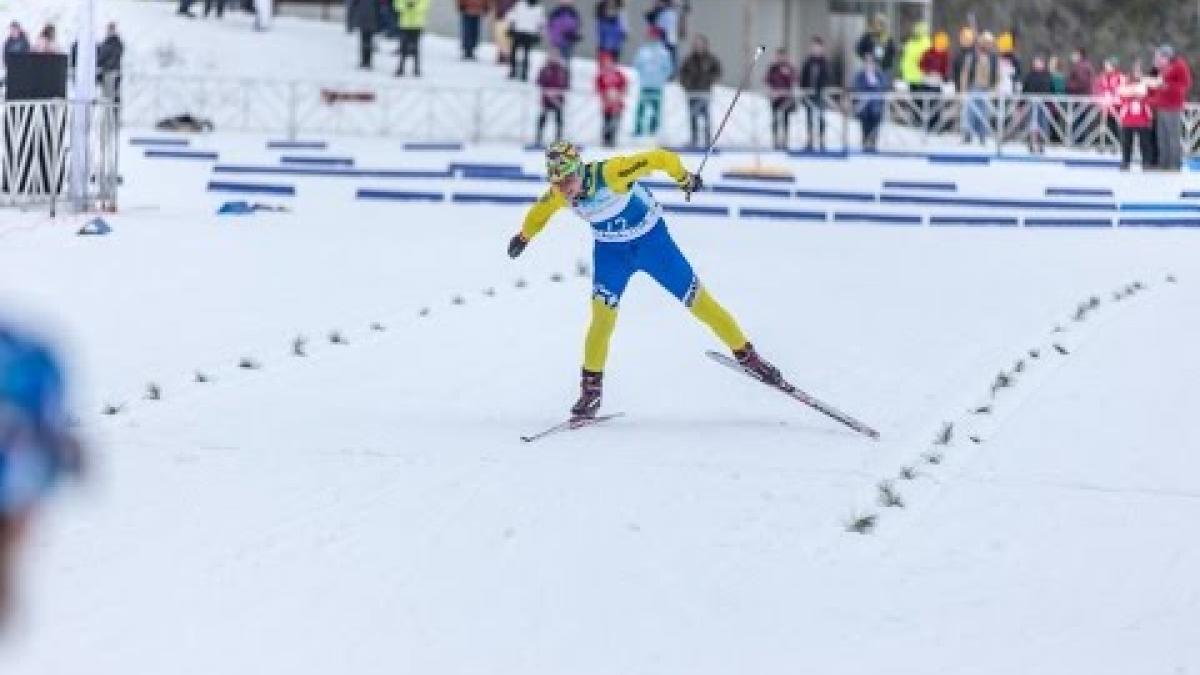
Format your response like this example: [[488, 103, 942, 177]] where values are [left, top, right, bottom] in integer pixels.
[[602, 149, 702, 194], [508, 188, 567, 258]]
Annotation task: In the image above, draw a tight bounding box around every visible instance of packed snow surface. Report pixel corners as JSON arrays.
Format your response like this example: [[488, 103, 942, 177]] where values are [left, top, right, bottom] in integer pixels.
[[2, 130, 1198, 674]]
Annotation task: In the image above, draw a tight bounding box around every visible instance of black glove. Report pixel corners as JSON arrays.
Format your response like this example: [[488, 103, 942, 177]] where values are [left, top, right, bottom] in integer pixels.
[[678, 172, 704, 197], [507, 233, 528, 259]]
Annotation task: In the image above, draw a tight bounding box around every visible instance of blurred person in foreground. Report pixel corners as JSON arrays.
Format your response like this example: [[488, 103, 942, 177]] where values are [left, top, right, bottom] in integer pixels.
[[506, 141, 786, 418], [0, 322, 83, 627]]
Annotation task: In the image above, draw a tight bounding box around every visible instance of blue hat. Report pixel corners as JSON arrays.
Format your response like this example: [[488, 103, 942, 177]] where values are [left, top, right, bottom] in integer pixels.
[[0, 325, 77, 515]]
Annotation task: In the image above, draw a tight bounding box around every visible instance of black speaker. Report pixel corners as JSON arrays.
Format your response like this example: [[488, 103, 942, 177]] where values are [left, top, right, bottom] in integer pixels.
[[4, 53, 69, 100]]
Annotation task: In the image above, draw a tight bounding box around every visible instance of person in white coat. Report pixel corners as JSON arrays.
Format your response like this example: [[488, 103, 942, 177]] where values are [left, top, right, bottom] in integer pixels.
[[508, 0, 545, 81]]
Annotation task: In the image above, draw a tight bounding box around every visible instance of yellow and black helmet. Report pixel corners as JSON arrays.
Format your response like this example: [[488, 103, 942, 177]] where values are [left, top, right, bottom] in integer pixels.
[[545, 140, 583, 182]]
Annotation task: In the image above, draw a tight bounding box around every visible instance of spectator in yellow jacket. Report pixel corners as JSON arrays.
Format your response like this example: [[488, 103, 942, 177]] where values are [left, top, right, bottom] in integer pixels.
[[900, 21, 930, 88], [395, 0, 429, 77]]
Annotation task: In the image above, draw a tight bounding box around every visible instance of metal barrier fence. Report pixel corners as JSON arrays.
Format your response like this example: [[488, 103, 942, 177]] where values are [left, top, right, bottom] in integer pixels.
[[1, 99, 120, 212], [113, 73, 1200, 156]]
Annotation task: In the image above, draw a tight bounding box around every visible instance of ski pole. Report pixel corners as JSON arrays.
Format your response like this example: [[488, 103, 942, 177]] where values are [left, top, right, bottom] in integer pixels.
[[687, 44, 767, 202]]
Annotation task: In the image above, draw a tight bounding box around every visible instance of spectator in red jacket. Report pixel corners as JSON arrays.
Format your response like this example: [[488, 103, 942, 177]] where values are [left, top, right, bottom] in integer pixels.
[[595, 51, 627, 147], [920, 30, 951, 85], [535, 51, 570, 146], [1117, 73, 1153, 171], [1150, 45, 1192, 171], [765, 47, 797, 150], [917, 30, 951, 134], [1095, 57, 1125, 148]]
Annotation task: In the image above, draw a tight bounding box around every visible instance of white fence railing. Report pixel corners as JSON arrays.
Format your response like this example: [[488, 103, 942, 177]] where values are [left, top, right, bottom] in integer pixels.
[[101, 72, 1200, 158], [1, 99, 120, 212]]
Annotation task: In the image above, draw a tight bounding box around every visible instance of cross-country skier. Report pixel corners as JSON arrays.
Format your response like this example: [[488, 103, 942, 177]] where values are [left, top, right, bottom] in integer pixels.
[[507, 140, 784, 419]]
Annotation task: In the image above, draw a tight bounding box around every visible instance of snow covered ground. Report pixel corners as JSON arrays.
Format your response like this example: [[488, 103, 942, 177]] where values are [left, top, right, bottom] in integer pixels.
[[1, 2, 1199, 673]]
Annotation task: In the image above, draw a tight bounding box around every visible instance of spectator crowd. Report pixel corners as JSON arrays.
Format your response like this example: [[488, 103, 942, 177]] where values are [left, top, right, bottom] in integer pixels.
[[344, 0, 710, 148], [340, 2, 1195, 165], [4, 1, 1193, 165], [841, 14, 1193, 170], [4, 20, 124, 105]]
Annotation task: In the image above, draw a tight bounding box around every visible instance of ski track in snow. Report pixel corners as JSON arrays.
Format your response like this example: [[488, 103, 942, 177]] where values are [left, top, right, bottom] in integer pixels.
[[856, 272, 1180, 536]]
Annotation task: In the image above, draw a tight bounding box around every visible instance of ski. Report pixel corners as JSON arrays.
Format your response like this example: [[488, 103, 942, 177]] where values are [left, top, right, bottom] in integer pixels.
[[706, 350, 880, 440], [520, 412, 626, 443]]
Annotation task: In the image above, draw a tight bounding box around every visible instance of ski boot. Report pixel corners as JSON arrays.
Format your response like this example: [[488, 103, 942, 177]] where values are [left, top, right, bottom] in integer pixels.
[[570, 369, 603, 419], [734, 343, 783, 387]]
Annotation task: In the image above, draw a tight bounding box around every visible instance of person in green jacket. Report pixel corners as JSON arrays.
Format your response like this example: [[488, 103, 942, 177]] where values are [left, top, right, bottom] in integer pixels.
[[901, 21, 932, 132], [900, 21, 930, 87], [1048, 55, 1067, 94], [395, 0, 429, 77]]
